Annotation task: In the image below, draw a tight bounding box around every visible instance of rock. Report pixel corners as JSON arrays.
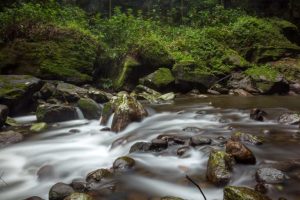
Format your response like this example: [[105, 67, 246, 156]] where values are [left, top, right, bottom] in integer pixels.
[[278, 112, 300, 125], [5, 117, 19, 127], [161, 197, 184, 200], [252, 74, 289, 95], [229, 89, 253, 96], [55, 82, 88, 102], [177, 146, 192, 157], [136, 85, 175, 104], [150, 139, 168, 151], [49, 182, 74, 200], [30, 122, 48, 133], [256, 168, 286, 184], [224, 186, 271, 200], [0, 131, 23, 147], [290, 83, 300, 94], [24, 197, 45, 200], [139, 68, 175, 91], [206, 150, 234, 185], [77, 98, 101, 119], [64, 193, 93, 200], [255, 183, 268, 194], [190, 135, 212, 146], [0, 104, 9, 128], [112, 156, 135, 173], [0, 75, 43, 114], [37, 165, 55, 181], [39, 82, 56, 100], [71, 179, 86, 192], [129, 142, 151, 153], [36, 104, 78, 123], [207, 89, 220, 95], [231, 132, 263, 145], [100, 92, 148, 132], [227, 73, 258, 93], [159, 92, 175, 101], [87, 87, 111, 103], [182, 127, 202, 133], [226, 140, 256, 164], [86, 169, 113, 183], [250, 108, 267, 122]]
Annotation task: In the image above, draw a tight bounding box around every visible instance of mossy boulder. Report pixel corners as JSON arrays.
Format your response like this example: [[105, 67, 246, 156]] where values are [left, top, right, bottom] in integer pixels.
[[30, 122, 48, 133], [161, 197, 184, 200], [0, 75, 43, 114], [64, 193, 93, 200], [113, 156, 135, 173], [0, 104, 9, 128], [77, 98, 101, 119], [206, 150, 234, 185], [140, 68, 175, 91], [0, 130, 24, 147], [54, 82, 89, 102], [231, 132, 263, 145], [224, 186, 271, 200], [36, 103, 78, 123], [100, 92, 148, 132], [135, 85, 175, 104], [49, 182, 74, 200]]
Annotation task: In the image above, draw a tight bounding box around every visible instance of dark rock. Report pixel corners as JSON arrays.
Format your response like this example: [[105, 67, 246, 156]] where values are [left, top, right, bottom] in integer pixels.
[[250, 108, 267, 122], [190, 135, 211, 146], [37, 165, 55, 181], [255, 183, 268, 194], [0, 131, 23, 147], [182, 127, 202, 133], [206, 150, 234, 185], [77, 98, 102, 119], [252, 75, 289, 95], [100, 127, 111, 132], [0, 75, 43, 114], [231, 132, 263, 145], [278, 112, 300, 125], [150, 139, 168, 151], [226, 140, 256, 164], [177, 146, 192, 157], [39, 82, 56, 99], [71, 179, 86, 192], [0, 104, 9, 128], [36, 104, 78, 123], [49, 182, 74, 200], [129, 142, 151, 153], [224, 186, 271, 200], [86, 169, 113, 183], [69, 129, 81, 134], [87, 87, 111, 103], [24, 197, 45, 200], [63, 193, 93, 200], [157, 134, 186, 145], [113, 156, 135, 173], [290, 83, 300, 94], [256, 168, 286, 184], [54, 82, 88, 102]]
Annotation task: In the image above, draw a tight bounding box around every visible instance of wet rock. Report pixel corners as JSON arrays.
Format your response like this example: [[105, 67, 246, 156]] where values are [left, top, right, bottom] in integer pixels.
[[177, 146, 192, 157], [101, 92, 148, 132], [64, 193, 93, 200], [224, 186, 271, 200], [0, 104, 8, 128], [136, 85, 175, 103], [161, 197, 184, 200], [278, 113, 300, 125], [255, 183, 268, 194], [226, 140, 256, 164], [150, 139, 168, 151], [182, 127, 202, 133], [100, 127, 111, 132], [37, 165, 55, 181], [54, 82, 88, 102], [206, 150, 234, 185], [71, 179, 87, 192], [86, 169, 113, 183], [157, 134, 187, 145], [252, 75, 289, 95], [139, 68, 175, 91], [69, 129, 81, 134], [190, 135, 211, 146], [49, 182, 74, 200], [0, 130, 23, 147], [207, 89, 220, 95], [113, 156, 135, 173], [36, 103, 78, 123], [229, 89, 253, 96], [231, 132, 263, 145], [87, 87, 111, 103], [30, 122, 48, 133], [250, 108, 267, 122], [24, 196, 45, 200], [256, 168, 286, 184], [129, 142, 151, 153], [77, 98, 101, 119], [0, 75, 43, 114], [39, 82, 56, 100]]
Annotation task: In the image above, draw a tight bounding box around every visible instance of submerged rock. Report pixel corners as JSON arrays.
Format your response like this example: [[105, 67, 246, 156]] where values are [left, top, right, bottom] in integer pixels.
[[231, 132, 263, 145], [0, 131, 23, 147], [113, 156, 135, 173], [37, 165, 55, 181], [226, 140, 256, 164], [64, 193, 94, 200], [86, 169, 113, 183], [190, 135, 212, 146], [150, 139, 168, 151], [224, 186, 271, 200], [206, 150, 234, 185], [250, 108, 267, 122], [256, 168, 286, 184], [129, 142, 151, 153], [71, 179, 87, 192], [77, 98, 101, 119], [278, 113, 300, 125], [0, 104, 9, 128], [30, 122, 48, 133], [36, 104, 78, 123], [49, 182, 74, 200]]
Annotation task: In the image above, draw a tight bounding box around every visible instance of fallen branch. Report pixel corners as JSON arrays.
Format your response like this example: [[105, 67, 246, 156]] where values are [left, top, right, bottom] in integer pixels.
[[186, 175, 207, 200], [0, 171, 8, 186]]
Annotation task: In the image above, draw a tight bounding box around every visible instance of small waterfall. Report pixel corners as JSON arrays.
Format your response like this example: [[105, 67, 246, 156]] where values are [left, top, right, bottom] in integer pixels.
[[75, 107, 85, 119], [107, 113, 115, 128]]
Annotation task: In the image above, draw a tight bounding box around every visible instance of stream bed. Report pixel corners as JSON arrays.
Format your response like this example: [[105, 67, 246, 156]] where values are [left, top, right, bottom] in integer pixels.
[[0, 96, 300, 200]]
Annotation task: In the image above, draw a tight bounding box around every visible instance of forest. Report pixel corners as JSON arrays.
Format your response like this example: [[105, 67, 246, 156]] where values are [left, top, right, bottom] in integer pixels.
[[0, 0, 300, 200]]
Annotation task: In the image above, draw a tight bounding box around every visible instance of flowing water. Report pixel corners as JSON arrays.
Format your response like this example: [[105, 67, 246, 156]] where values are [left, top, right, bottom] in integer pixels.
[[0, 96, 300, 200]]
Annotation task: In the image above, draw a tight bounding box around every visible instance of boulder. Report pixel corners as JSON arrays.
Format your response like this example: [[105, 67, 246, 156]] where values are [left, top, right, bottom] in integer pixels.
[[113, 156, 135, 173], [136, 85, 175, 104], [39, 82, 57, 100], [227, 73, 258, 93], [206, 150, 234, 185], [231, 132, 263, 145], [86, 169, 113, 183], [224, 186, 271, 200], [37, 165, 55, 181], [30, 122, 48, 133], [0, 131, 23, 147], [129, 142, 151, 153], [36, 104, 78, 123], [100, 92, 148, 132], [250, 108, 267, 122], [278, 113, 300, 125], [0, 75, 43, 114], [49, 182, 74, 200], [139, 68, 175, 91], [77, 98, 101, 119], [290, 83, 300, 94], [64, 193, 93, 200], [226, 140, 256, 164], [190, 135, 212, 146], [54, 82, 88, 102], [149, 139, 168, 151], [256, 168, 286, 184], [71, 179, 86, 192], [0, 104, 9, 128]]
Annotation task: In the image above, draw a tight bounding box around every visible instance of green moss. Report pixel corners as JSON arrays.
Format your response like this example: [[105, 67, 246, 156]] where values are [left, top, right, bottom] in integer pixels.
[[245, 65, 280, 81], [0, 75, 33, 99], [77, 98, 101, 119], [30, 122, 48, 133], [224, 186, 270, 200]]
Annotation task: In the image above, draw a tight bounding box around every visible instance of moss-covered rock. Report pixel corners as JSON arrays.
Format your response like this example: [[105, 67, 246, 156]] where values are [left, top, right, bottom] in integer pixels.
[[231, 132, 263, 145], [140, 68, 175, 91], [206, 150, 234, 185], [77, 98, 101, 119], [224, 186, 271, 200], [54, 82, 88, 102], [64, 193, 93, 200], [86, 169, 113, 183], [161, 197, 184, 200], [30, 122, 48, 133], [135, 85, 175, 104], [0, 75, 43, 114]]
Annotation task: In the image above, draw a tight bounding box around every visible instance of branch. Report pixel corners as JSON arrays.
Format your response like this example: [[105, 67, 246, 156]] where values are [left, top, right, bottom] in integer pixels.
[[186, 175, 207, 200]]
